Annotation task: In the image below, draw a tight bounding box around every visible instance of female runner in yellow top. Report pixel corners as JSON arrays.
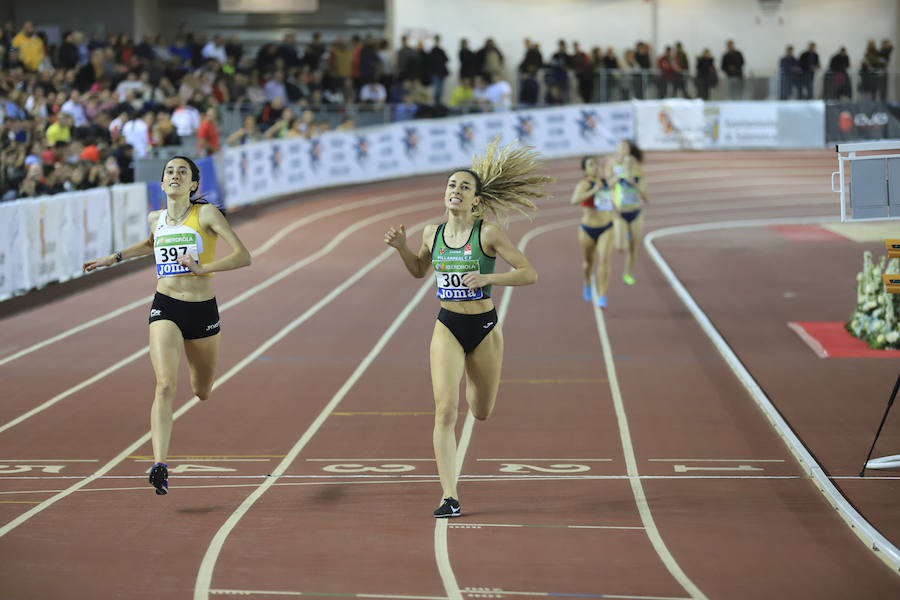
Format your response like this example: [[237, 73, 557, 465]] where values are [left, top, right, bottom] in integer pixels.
[[83, 156, 251, 495], [384, 139, 553, 517]]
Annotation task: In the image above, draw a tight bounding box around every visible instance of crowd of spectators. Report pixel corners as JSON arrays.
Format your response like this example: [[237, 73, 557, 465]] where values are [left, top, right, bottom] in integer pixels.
[[0, 15, 895, 202]]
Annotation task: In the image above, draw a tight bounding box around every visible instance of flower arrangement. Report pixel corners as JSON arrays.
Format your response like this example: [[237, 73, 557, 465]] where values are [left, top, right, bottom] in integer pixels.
[[846, 250, 900, 350]]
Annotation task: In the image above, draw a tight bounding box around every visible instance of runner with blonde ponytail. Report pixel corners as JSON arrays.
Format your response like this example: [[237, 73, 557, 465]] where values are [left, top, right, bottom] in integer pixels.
[[384, 137, 553, 517]]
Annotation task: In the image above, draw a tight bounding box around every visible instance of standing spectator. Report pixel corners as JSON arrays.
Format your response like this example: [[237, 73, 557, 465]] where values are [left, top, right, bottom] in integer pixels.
[[396, 35, 419, 83], [673, 42, 689, 97], [518, 67, 539, 106], [798, 42, 820, 99], [825, 47, 852, 100], [278, 32, 299, 69], [778, 45, 801, 100], [359, 36, 381, 93], [656, 46, 675, 98], [721, 39, 744, 99], [427, 35, 450, 105], [478, 38, 504, 80], [634, 42, 652, 99], [196, 106, 220, 156], [601, 46, 621, 101], [875, 39, 893, 101], [694, 48, 718, 100], [518, 38, 543, 74], [571, 42, 592, 102], [548, 39, 571, 100], [11, 21, 45, 73], [376, 39, 394, 90], [458, 38, 479, 80]]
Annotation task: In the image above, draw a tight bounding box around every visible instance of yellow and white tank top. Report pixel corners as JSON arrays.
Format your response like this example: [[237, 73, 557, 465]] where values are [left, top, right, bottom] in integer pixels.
[[153, 204, 217, 278]]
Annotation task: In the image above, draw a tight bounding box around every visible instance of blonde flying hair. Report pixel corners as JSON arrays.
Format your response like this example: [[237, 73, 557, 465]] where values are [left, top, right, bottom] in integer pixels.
[[455, 136, 555, 222]]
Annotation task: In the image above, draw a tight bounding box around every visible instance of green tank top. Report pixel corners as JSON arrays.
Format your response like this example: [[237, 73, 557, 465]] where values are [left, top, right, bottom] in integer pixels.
[[431, 219, 496, 301]]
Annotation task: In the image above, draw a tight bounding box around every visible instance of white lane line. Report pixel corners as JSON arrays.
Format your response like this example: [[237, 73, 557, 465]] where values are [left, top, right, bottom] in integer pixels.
[[0, 459, 99, 462], [592, 295, 706, 598], [0, 217, 435, 540], [209, 590, 448, 599], [0, 188, 425, 366], [0, 297, 152, 367], [461, 589, 690, 600], [647, 459, 785, 462], [435, 218, 577, 600], [0, 202, 432, 437], [193, 277, 435, 600], [0, 474, 806, 482], [448, 523, 644, 530], [644, 215, 900, 573], [476, 459, 612, 462]]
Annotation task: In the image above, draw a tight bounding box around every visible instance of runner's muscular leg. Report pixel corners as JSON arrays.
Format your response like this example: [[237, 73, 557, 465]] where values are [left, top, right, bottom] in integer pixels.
[[430, 320, 467, 499], [596, 228, 614, 296], [578, 230, 597, 285], [149, 320, 183, 463], [464, 326, 503, 421], [184, 333, 221, 401]]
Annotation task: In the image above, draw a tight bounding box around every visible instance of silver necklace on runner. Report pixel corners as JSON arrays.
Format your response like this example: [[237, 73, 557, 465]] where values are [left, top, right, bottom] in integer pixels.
[[166, 203, 192, 225]]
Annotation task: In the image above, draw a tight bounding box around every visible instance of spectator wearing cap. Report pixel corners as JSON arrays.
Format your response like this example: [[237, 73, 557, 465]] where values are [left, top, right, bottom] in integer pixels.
[[11, 21, 45, 72]]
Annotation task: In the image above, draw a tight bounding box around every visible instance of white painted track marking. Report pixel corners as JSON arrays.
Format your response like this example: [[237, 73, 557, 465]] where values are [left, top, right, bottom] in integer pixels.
[[591, 289, 707, 599], [0, 214, 437, 540], [644, 215, 900, 572], [0, 188, 426, 366], [0, 201, 433, 436], [193, 272, 435, 600], [434, 218, 577, 600]]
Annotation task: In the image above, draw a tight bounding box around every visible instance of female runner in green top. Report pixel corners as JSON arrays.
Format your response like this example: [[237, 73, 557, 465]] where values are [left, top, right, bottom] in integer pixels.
[[384, 139, 553, 517]]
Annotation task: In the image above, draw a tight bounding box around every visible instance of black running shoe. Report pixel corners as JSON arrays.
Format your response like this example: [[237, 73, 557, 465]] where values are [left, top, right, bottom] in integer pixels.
[[433, 497, 461, 518], [149, 462, 168, 495]]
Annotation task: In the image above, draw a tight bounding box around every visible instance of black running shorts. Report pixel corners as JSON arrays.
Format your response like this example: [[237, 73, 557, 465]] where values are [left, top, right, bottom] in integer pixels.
[[148, 292, 220, 339]]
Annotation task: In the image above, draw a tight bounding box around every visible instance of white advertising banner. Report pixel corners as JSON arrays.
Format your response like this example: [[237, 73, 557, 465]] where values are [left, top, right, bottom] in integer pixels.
[[635, 99, 824, 150], [110, 183, 150, 251], [65, 188, 113, 277], [634, 99, 707, 150], [221, 103, 637, 208], [20, 194, 72, 290], [0, 201, 27, 300]]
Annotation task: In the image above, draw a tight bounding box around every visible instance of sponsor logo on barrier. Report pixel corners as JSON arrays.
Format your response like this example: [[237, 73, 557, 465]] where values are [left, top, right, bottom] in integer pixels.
[[839, 110, 889, 133], [577, 109, 598, 139], [355, 136, 369, 163], [403, 127, 419, 157], [515, 115, 535, 140], [308, 138, 321, 169], [457, 122, 475, 151]]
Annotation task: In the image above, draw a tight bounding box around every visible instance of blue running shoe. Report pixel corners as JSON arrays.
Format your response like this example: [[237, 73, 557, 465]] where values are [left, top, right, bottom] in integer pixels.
[[583, 284, 591, 302], [597, 295, 607, 308], [149, 462, 168, 495]]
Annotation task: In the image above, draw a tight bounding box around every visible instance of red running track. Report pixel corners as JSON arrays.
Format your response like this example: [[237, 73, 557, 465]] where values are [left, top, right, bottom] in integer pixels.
[[1, 150, 900, 600]]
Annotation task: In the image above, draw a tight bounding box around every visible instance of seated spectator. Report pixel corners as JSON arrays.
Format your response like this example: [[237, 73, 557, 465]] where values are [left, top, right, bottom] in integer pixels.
[[359, 78, 387, 109], [257, 95, 286, 128], [171, 100, 201, 136], [448, 77, 475, 108], [226, 115, 262, 146], [484, 72, 512, 110], [121, 109, 155, 158], [264, 108, 294, 139], [46, 113, 73, 146], [393, 93, 418, 121], [152, 112, 180, 146]]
